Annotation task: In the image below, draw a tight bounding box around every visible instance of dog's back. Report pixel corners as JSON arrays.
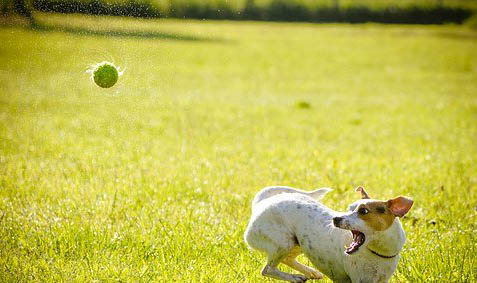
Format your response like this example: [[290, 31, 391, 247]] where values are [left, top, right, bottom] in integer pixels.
[[251, 186, 331, 211]]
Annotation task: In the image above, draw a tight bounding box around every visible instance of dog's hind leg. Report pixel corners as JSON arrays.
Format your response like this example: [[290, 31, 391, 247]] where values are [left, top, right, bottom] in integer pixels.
[[282, 247, 323, 280], [256, 236, 308, 282], [245, 214, 309, 282], [261, 250, 308, 283]]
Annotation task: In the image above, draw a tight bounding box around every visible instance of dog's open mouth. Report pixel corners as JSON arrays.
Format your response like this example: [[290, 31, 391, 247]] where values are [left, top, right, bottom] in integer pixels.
[[345, 230, 365, 254]]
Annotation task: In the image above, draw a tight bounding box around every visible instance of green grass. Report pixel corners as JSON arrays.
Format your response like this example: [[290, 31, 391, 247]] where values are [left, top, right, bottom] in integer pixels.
[[1, 12, 476, 282]]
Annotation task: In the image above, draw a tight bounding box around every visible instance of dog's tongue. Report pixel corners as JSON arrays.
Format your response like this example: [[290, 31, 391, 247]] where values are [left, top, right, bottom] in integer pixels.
[[346, 230, 365, 254]]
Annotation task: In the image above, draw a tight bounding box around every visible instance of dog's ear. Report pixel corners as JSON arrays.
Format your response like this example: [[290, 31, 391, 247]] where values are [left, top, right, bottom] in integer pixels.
[[387, 196, 413, 217], [355, 186, 370, 199]]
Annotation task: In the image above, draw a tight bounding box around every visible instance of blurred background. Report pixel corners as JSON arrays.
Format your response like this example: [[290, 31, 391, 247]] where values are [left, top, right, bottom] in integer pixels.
[[2, 0, 477, 25]]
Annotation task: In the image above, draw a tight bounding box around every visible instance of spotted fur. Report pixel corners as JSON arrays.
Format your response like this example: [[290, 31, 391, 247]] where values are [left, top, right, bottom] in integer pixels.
[[244, 186, 413, 283]]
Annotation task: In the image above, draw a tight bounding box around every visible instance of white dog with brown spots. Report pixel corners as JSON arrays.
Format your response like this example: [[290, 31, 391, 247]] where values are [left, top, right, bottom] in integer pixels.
[[244, 186, 413, 283]]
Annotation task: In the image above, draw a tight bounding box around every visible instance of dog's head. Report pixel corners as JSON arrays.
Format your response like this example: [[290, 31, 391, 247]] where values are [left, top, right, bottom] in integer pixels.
[[332, 186, 413, 255]]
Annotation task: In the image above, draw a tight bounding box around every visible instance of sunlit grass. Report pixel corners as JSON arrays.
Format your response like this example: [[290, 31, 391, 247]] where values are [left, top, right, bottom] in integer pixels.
[[0, 13, 476, 282]]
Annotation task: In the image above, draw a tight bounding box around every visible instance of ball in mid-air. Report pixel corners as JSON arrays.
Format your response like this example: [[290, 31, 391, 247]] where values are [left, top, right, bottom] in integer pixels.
[[92, 62, 119, 88]]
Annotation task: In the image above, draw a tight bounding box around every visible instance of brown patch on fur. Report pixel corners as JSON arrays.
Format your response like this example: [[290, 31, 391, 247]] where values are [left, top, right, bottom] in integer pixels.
[[357, 201, 395, 231], [387, 196, 414, 217]]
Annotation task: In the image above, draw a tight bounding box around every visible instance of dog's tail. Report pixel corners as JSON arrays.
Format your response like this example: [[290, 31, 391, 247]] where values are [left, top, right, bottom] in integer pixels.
[[252, 186, 332, 209]]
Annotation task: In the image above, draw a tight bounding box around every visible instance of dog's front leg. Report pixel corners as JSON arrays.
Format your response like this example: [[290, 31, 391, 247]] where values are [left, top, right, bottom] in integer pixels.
[[283, 258, 323, 280], [282, 246, 323, 280]]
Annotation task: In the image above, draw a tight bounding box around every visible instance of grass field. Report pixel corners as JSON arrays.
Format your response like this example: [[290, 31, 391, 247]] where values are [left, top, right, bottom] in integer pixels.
[[1, 13, 476, 282]]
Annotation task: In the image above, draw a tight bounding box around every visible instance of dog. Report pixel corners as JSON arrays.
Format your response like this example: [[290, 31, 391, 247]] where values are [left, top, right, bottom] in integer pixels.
[[244, 186, 413, 283]]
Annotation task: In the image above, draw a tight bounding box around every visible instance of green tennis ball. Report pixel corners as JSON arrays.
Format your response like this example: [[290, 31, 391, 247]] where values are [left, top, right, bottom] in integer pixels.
[[92, 62, 119, 88]]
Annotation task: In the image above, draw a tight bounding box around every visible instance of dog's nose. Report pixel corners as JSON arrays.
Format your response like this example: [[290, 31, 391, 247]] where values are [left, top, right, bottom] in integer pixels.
[[333, 217, 343, 227]]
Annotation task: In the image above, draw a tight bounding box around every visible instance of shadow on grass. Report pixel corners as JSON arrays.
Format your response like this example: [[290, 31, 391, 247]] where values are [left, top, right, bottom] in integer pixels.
[[434, 31, 477, 41], [29, 21, 226, 43]]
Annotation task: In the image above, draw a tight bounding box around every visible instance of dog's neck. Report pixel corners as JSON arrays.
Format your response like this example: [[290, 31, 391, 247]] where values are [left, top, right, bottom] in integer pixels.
[[367, 219, 405, 258]]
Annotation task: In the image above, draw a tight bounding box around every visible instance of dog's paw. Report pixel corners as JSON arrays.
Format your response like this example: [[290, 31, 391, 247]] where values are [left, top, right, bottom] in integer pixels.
[[290, 274, 308, 283], [306, 269, 323, 280], [297, 266, 323, 280]]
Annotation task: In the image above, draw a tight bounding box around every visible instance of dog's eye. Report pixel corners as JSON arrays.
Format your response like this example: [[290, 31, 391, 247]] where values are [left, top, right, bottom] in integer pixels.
[[358, 207, 369, 215]]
